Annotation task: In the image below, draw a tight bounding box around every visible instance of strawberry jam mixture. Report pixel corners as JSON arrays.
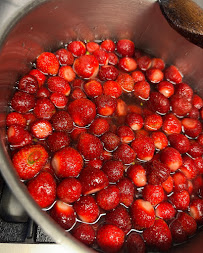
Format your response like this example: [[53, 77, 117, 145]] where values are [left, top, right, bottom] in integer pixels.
[[6, 39, 203, 252]]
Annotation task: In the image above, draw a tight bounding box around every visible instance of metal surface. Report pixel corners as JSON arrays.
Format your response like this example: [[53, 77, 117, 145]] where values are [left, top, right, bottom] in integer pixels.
[[0, 0, 202, 252]]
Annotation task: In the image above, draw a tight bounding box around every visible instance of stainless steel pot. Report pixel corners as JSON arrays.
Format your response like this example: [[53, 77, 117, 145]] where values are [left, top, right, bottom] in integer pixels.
[[0, 0, 202, 252]]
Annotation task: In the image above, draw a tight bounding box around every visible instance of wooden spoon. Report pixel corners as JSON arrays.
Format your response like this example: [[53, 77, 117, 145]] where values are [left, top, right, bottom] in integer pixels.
[[158, 0, 203, 48]]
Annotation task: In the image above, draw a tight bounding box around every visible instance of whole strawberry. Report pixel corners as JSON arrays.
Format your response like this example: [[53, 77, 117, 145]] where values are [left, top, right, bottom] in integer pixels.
[[36, 52, 59, 75]]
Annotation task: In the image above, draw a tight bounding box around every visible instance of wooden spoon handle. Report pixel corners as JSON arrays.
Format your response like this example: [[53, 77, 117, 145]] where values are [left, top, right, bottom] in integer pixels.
[[158, 0, 203, 48]]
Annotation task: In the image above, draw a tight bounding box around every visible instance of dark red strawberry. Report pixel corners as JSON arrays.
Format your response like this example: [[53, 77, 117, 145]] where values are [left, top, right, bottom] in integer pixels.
[[29, 69, 46, 87], [86, 41, 100, 53], [27, 171, 56, 208], [146, 68, 164, 83], [157, 80, 174, 98], [31, 119, 53, 139], [117, 39, 135, 57], [164, 65, 182, 84], [6, 112, 27, 127], [194, 156, 203, 174], [47, 76, 71, 96], [189, 198, 203, 224], [148, 92, 170, 114], [172, 171, 188, 192], [36, 87, 50, 98], [126, 232, 145, 253], [180, 155, 198, 180], [118, 57, 137, 72], [117, 177, 135, 207], [95, 95, 117, 116], [100, 132, 120, 151], [96, 185, 120, 211], [101, 39, 116, 52], [84, 80, 103, 98], [142, 184, 165, 206], [67, 41, 86, 57], [155, 202, 176, 220], [108, 52, 118, 65], [34, 98, 56, 120], [50, 92, 68, 109], [147, 160, 170, 185], [47, 132, 70, 152], [131, 70, 145, 83], [151, 131, 168, 150], [74, 195, 99, 223], [51, 111, 73, 132], [12, 144, 48, 180], [49, 200, 75, 229], [116, 72, 134, 92], [113, 143, 136, 164], [117, 125, 135, 143], [18, 74, 38, 94], [70, 87, 87, 100], [70, 127, 87, 142], [126, 112, 144, 131], [169, 190, 190, 211], [182, 118, 202, 138], [188, 106, 200, 119], [131, 199, 155, 229], [36, 52, 59, 75], [79, 167, 109, 195], [103, 80, 122, 98], [151, 57, 165, 70], [188, 140, 203, 158], [175, 82, 193, 100], [89, 117, 109, 136], [58, 65, 76, 82], [55, 48, 74, 65], [160, 147, 182, 172], [168, 133, 190, 154], [96, 224, 125, 253], [133, 80, 150, 99], [102, 160, 124, 183], [177, 212, 197, 237], [171, 94, 192, 116], [127, 164, 147, 187], [51, 147, 83, 178], [105, 205, 132, 234], [143, 219, 172, 251], [169, 219, 187, 243], [162, 113, 182, 135], [11, 91, 35, 113], [162, 175, 174, 193], [193, 94, 203, 109], [144, 113, 163, 131], [93, 49, 109, 65], [7, 125, 31, 145], [87, 159, 103, 170], [98, 65, 119, 81], [68, 98, 96, 127], [137, 55, 151, 71], [71, 223, 95, 246], [57, 177, 82, 204], [78, 133, 103, 160]]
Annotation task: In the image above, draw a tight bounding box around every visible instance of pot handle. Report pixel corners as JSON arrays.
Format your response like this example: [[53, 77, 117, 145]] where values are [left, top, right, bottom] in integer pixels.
[[158, 0, 203, 48]]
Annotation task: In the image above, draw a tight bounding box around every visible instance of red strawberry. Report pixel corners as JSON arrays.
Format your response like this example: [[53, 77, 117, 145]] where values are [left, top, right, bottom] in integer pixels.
[[47, 131, 70, 153], [144, 113, 163, 131], [95, 95, 117, 116], [142, 184, 165, 206], [171, 94, 192, 116], [197, 133, 203, 146], [93, 49, 109, 65], [157, 80, 174, 98], [49, 200, 75, 229], [55, 48, 74, 65], [89, 117, 109, 136], [74, 195, 99, 223], [105, 205, 132, 234], [73, 55, 99, 79], [79, 167, 109, 195], [133, 80, 150, 99], [180, 155, 198, 180], [117, 177, 135, 207], [118, 57, 137, 72], [71, 223, 95, 246], [57, 178, 81, 204], [7, 125, 31, 145], [70, 87, 86, 100], [168, 133, 190, 154], [143, 219, 172, 251], [51, 147, 83, 178], [127, 164, 147, 187], [86, 41, 100, 53], [189, 198, 203, 224], [47, 76, 71, 96], [116, 99, 128, 116], [188, 107, 200, 119], [151, 57, 165, 70], [182, 118, 202, 138], [31, 119, 52, 139], [137, 55, 151, 71], [78, 133, 103, 160], [67, 41, 86, 57], [117, 125, 134, 143], [126, 232, 145, 253], [11, 91, 35, 113], [18, 74, 38, 94], [146, 68, 164, 83], [34, 98, 56, 120], [126, 112, 144, 131], [151, 131, 168, 150], [131, 199, 155, 229], [116, 72, 134, 92], [23, 113, 36, 126], [58, 65, 76, 82], [155, 201, 176, 220], [113, 143, 136, 164], [70, 127, 87, 142], [193, 94, 203, 109], [177, 212, 197, 237], [194, 156, 203, 174], [98, 65, 119, 81], [147, 160, 170, 185], [160, 147, 182, 171], [172, 171, 188, 192], [84, 80, 103, 98], [164, 65, 182, 84], [27, 171, 56, 208], [6, 112, 26, 127], [50, 92, 68, 109], [117, 39, 135, 57], [169, 190, 190, 211], [103, 80, 122, 98], [36, 52, 59, 75], [188, 140, 203, 158], [12, 144, 48, 180], [68, 98, 96, 127], [37, 87, 50, 98], [131, 70, 145, 83], [96, 224, 125, 253], [175, 82, 193, 100], [102, 160, 124, 183], [87, 159, 103, 170], [162, 113, 182, 135], [148, 92, 170, 114], [162, 175, 174, 193], [131, 135, 155, 161], [72, 78, 85, 88], [108, 52, 118, 65], [169, 218, 187, 243], [101, 39, 116, 52], [29, 69, 46, 87], [51, 111, 73, 132]]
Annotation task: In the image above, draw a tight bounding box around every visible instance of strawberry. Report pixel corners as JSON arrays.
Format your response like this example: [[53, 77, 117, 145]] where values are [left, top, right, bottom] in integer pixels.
[[47, 132, 70, 153], [70, 127, 87, 142], [147, 160, 170, 185], [168, 133, 190, 154], [137, 55, 151, 71], [95, 95, 117, 116], [7, 125, 31, 145], [11, 91, 35, 113], [164, 65, 182, 84], [78, 167, 108, 195], [47, 76, 71, 96], [6, 112, 26, 127], [162, 175, 173, 193], [101, 150, 112, 161], [143, 219, 172, 251], [116, 99, 128, 116], [84, 80, 103, 98], [34, 98, 56, 120], [151, 57, 165, 70], [68, 98, 96, 127], [113, 143, 136, 164], [18, 74, 38, 94], [151, 131, 168, 150], [126, 112, 144, 130], [58, 65, 76, 82], [157, 80, 174, 98], [96, 224, 125, 253], [144, 113, 163, 131], [171, 94, 192, 116], [175, 82, 193, 100], [72, 78, 85, 88], [74, 195, 99, 223], [51, 111, 73, 132], [50, 92, 68, 109], [102, 160, 124, 182], [73, 55, 99, 79], [118, 57, 137, 72], [86, 41, 100, 53], [12, 144, 48, 180], [133, 80, 150, 99], [29, 69, 46, 87], [117, 125, 134, 143], [98, 65, 119, 81], [188, 107, 200, 119], [105, 205, 132, 234], [188, 140, 203, 158], [51, 147, 83, 178], [194, 156, 203, 174], [36, 87, 50, 98], [93, 49, 109, 65], [177, 212, 197, 237], [127, 164, 147, 187], [155, 201, 176, 220], [78, 133, 103, 160], [67, 41, 86, 57], [101, 39, 116, 52], [108, 52, 119, 65], [180, 155, 198, 180], [96, 185, 120, 211], [117, 177, 135, 207], [148, 92, 170, 114], [192, 94, 203, 109], [101, 132, 120, 151], [116, 72, 134, 92], [182, 118, 202, 138], [23, 113, 36, 126], [56, 178, 81, 204], [131, 199, 155, 229], [131, 70, 145, 83], [89, 117, 109, 136], [146, 68, 164, 83], [197, 133, 203, 146], [71, 223, 95, 246], [71, 87, 86, 100], [126, 232, 145, 253], [49, 200, 75, 229], [172, 171, 188, 192], [131, 135, 155, 161], [31, 119, 53, 139], [169, 190, 190, 210], [162, 113, 182, 135], [142, 184, 165, 206], [87, 159, 103, 170], [189, 198, 203, 224], [55, 48, 74, 65], [103, 80, 122, 98], [117, 39, 135, 57], [36, 52, 59, 75], [160, 147, 182, 172], [169, 218, 187, 243], [27, 171, 56, 208]]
